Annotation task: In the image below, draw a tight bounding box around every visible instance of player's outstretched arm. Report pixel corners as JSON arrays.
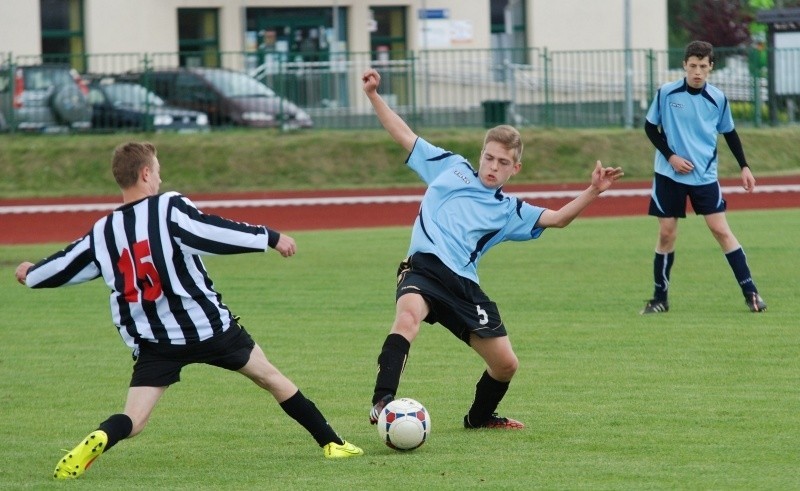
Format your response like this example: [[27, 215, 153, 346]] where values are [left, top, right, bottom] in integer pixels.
[[536, 161, 624, 229], [361, 68, 417, 152]]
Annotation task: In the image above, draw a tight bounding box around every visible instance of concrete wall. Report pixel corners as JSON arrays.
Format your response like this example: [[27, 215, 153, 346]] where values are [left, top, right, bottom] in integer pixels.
[[1, 0, 668, 59]]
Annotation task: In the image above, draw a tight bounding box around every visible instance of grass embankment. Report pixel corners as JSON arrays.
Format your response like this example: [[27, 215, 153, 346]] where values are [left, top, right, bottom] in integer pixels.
[[1, 126, 798, 199]]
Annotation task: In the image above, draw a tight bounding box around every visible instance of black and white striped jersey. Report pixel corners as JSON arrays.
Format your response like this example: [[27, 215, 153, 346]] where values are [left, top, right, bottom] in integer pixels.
[[25, 191, 271, 350]]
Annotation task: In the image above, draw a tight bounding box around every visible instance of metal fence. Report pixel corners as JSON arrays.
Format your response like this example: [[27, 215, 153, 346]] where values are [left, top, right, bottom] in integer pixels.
[[1, 46, 798, 134]]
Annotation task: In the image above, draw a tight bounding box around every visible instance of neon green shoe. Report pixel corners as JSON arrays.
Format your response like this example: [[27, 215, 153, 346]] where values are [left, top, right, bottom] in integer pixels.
[[323, 440, 364, 459], [53, 430, 108, 479]]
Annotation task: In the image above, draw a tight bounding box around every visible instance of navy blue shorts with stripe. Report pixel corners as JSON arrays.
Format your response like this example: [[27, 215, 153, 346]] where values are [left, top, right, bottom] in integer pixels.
[[648, 173, 727, 218], [395, 252, 507, 345]]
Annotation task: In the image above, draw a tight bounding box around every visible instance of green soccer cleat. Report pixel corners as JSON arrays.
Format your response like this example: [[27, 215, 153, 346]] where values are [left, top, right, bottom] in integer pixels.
[[323, 440, 364, 459], [54, 430, 108, 479]]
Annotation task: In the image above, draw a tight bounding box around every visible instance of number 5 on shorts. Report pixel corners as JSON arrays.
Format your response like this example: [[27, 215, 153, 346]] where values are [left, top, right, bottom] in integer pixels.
[[475, 305, 488, 325]]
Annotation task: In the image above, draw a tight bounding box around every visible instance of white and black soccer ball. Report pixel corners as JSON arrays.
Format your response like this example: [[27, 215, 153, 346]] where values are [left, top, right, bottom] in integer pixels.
[[377, 397, 431, 451]]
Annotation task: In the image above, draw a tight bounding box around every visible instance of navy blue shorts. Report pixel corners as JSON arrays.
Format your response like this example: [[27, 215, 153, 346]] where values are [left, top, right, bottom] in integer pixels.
[[648, 173, 727, 218], [130, 322, 255, 387], [395, 252, 507, 345]]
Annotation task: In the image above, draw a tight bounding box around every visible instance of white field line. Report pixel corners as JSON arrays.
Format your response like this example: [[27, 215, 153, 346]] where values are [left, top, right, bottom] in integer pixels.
[[1, 184, 799, 215]]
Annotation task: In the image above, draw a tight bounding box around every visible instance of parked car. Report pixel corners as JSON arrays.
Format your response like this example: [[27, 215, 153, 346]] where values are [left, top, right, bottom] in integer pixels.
[[0, 64, 93, 132], [131, 67, 313, 129], [87, 77, 209, 132]]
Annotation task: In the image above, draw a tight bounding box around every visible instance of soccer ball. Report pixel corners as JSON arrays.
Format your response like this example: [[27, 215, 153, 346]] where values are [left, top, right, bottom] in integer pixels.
[[377, 397, 431, 451]]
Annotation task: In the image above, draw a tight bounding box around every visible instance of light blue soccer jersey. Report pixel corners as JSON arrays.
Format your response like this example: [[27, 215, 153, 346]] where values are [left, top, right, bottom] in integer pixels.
[[405, 137, 546, 284], [645, 78, 735, 186]]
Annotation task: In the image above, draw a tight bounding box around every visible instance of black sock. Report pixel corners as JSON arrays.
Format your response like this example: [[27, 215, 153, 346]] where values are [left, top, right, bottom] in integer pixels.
[[97, 413, 133, 451], [279, 390, 342, 447], [466, 371, 510, 427], [373, 333, 410, 404], [652, 251, 674, 301], [725, 247, 758, 296]]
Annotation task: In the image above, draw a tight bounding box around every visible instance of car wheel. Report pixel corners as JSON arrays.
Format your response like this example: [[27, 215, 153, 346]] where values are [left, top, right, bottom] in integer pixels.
[[50, 84, 92, 124]]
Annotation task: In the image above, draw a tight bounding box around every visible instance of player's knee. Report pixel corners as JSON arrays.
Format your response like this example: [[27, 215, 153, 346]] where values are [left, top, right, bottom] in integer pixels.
[[392, 311, 421, 338], [491, 354, 519, 380], [658, 231, 676, 248]]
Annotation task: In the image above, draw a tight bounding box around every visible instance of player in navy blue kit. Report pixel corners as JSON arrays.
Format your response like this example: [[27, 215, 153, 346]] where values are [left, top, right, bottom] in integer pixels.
[[640, 41, 767, 315], [361, 68, 624, 429], [15, 142, 362, 479]]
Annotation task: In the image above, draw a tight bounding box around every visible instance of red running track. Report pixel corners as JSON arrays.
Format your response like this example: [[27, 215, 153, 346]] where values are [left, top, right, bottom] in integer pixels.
[[1, 176, 799, 245]]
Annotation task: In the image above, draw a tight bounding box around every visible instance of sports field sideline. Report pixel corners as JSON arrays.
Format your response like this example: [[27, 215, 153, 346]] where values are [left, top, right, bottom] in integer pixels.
[[1, 176, 799, 245]]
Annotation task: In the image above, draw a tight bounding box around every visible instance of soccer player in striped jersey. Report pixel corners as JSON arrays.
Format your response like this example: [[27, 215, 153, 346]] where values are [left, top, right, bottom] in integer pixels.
[[15, 141, 363, 480], [640, 41, 767, 315], [361, 68, 624, 430]]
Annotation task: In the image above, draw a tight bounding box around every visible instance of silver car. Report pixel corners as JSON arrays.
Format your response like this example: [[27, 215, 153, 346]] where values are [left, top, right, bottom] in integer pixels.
[[0, 64, 93, 132]]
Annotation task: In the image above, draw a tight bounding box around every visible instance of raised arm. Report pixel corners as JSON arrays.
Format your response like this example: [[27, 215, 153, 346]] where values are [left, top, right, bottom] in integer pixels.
[[536, 161, 624, 229], [361, 68, 417, 152]]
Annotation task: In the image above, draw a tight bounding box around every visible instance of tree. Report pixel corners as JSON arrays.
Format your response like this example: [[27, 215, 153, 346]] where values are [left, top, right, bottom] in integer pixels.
[[679, 0, 754, 48]]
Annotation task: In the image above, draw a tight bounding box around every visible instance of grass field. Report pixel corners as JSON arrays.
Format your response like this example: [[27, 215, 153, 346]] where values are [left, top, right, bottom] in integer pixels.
[[0, 210, 798, 490], [2, 126, 800, 198]]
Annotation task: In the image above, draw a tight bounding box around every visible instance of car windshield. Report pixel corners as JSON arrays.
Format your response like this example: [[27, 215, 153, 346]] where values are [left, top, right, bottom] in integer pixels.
[[23, 67, 74, 90], [104, 83, 165, 107], [200, 70, 276, 98]]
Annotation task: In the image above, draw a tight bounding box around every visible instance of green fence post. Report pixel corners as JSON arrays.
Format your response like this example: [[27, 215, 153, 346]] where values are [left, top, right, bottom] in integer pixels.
[[749, 46, 763, 128], [278, 53, 286, 132], [8, 53, 16, 134], [647, 49, 655, 105], [542, 47, 551, 127], [142, 53, 153, 133]]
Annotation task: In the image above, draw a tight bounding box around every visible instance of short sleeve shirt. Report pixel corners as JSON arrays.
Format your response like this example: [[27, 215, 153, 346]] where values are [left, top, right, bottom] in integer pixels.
[[406, 137, 546, 284]]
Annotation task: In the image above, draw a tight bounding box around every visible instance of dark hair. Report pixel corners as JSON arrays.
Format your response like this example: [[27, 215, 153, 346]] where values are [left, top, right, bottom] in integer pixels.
[[684, 40, 714, 63], [112, 142, 157, 189]]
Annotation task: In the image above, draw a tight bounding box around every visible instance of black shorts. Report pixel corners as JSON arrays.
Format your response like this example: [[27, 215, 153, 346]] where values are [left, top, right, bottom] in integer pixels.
[[396, 252, 507, 345], [648, 173, 727, 218], [130, 323, 256, 387]]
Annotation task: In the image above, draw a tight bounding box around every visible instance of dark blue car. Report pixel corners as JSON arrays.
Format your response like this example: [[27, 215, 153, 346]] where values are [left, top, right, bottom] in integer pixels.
[[88, 78, 209, 132]]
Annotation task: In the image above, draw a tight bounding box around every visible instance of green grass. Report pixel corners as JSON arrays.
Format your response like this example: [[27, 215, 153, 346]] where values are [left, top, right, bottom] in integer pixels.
[[2, 126, 799, 198], [0, 210, 797, 489]]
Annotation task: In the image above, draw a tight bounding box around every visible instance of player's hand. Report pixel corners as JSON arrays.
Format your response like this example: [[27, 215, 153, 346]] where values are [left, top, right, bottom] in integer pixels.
[[273, 234, 297, 258], [15, 261, 34, 285], [362, 68, 380, 94], [741, 166, 756, 193], [668, 154, 694, 174], [591, 160, 624, 192]]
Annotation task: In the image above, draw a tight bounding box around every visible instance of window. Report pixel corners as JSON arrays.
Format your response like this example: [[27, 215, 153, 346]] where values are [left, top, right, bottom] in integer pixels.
[[245, 7, 341, 63], [370, 7, 407, 61], [40, 0, 86, 71], [178, 9, 220, 68], [245, 7, 347, 107], [490, 0, 527, 64]]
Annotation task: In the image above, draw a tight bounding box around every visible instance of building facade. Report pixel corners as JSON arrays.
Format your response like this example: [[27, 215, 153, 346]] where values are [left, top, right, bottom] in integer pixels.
[[1, 0, 667, 63], [1, 0, 677, 130]]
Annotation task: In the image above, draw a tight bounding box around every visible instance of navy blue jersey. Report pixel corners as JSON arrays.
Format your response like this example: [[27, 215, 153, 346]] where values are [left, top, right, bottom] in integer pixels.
[[406, 138, 546, 284], [24, 192, 271, 351]]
